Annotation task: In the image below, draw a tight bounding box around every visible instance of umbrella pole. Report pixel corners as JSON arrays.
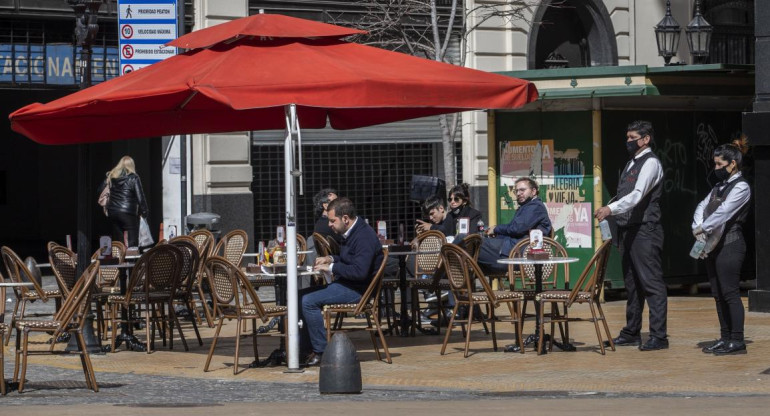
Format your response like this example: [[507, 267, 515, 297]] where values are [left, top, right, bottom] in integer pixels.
[[284, 105, 302, 372]]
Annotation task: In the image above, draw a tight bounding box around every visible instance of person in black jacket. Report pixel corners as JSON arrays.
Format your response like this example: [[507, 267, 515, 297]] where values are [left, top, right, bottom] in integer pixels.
[[478, 177, 552, 273], [312, 187, 338, 239], [97, 156, 149, 247], [415, 196, 448, 234], [441, 183, 482, 237], [300, 198, 383, 366]]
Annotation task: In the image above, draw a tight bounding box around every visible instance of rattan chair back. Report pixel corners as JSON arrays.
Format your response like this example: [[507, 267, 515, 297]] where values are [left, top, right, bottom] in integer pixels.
[[312, 232, 332, 257], [511, 236, 569, 290], [169, 237, 200, 294], [325, 235, 340, 255], [460, 234, 482, 261], [48, 242, 78, 298], [412, 230, 444, 277], [566, 239, 612, 307], [440, 243, 496, 302], [144, 244, 183, 293], [1, 246, 51, 301], [205, 256, 267, 318], [214, 229, 248, 268]]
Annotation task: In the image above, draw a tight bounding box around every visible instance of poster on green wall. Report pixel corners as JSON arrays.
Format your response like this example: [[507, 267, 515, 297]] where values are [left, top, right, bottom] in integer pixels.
[[496, 111, 595, 289], [500, 139, 592, 249]]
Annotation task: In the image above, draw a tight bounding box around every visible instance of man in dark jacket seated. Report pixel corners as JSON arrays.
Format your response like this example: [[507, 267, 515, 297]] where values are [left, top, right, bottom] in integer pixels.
[[478, 177, 552, 273], [300, 197, 384, 366]]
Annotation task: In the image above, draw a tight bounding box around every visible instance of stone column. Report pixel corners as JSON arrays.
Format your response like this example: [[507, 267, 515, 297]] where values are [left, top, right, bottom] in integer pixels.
[[191, 1, 253, 250], [742, 4, 770, 312]]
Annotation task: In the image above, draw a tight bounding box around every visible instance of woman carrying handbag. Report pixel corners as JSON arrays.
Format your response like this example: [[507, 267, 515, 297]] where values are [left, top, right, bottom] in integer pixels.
[[97, 155, 149, 248]]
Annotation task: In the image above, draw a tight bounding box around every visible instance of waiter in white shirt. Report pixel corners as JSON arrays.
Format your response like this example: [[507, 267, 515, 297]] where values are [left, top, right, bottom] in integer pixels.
[[595, 120, 668, 351], [692, 138, 751, 355]]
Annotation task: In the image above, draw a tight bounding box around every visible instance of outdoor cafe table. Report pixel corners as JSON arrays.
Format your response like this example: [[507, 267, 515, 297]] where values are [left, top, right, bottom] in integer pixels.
[[100, 261, 146, 352], [0, 282, 34, 324], [387, 247, 441, 337], [496, 256, 579, 353], [244, 266, 319, 367]]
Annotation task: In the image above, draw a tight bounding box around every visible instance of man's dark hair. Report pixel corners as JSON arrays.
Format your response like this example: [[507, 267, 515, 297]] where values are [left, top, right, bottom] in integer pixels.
[[422, 196, 446, 216], [515, 177, 539, 195], [327, 197, 356, 219], [627, 120, 655, 146]]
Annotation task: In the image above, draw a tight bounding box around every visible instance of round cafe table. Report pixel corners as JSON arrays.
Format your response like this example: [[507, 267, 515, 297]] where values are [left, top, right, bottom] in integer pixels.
[[497, 256, 579, 353], [387, 248, 440, 337]]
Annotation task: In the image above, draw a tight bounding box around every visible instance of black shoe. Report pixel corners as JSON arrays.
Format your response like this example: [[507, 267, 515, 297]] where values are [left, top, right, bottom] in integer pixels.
[[712, 340, 746, 356], [304, 352, 323, 366], [702, 339, 727, 353], [639, 337, 669, 351], [604, 334, 641, 347]]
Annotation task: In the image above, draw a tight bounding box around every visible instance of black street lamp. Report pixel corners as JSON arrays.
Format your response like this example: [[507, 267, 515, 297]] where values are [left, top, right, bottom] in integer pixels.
[[66, 0, 106, 354], [654, 0, 681, 65], [685, 0, 713, 64]]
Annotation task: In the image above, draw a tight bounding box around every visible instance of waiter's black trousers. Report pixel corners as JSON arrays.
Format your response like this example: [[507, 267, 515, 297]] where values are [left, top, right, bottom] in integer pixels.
[[706, 237, 746, 342], [618, 222, 667, 340]]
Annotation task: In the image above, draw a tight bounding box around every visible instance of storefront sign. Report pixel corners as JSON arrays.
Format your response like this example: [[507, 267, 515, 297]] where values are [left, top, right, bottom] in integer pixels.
[[0, 44, 118, 85]]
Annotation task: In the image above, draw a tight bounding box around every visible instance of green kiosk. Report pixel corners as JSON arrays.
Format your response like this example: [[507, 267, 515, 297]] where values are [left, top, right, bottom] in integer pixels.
[[488, 64, 754, 291]]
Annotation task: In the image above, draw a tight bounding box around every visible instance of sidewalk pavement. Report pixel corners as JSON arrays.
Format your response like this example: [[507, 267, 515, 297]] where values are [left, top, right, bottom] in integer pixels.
[[2, 276, 770, 412]]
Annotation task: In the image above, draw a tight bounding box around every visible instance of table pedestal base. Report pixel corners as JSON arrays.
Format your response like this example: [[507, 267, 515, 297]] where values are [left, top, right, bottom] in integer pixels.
[[250, 348, 285, 368], [113, 332, 147, 352]]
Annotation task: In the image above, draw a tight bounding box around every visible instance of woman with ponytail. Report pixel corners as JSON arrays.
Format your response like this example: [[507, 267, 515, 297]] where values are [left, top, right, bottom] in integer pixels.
[[692, 136, 751, 355]]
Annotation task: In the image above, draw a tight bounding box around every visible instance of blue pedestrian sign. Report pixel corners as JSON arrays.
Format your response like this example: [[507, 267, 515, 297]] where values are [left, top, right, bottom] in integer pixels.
[[118, 1, 178, 75]]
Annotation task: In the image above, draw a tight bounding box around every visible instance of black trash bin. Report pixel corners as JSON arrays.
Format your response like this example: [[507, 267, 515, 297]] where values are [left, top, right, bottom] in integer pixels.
[[185, 212, 222, 240]]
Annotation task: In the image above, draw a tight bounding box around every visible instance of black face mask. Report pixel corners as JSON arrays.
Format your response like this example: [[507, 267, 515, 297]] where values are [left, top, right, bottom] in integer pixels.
[[714, 166, 731, 182], [626, 140, 639, 156]]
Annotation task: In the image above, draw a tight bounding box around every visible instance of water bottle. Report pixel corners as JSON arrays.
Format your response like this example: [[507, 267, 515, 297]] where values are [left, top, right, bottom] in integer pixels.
[[689, 239, 707, 259], [477, 220, 485, 235], [598, 219, 612, 241]]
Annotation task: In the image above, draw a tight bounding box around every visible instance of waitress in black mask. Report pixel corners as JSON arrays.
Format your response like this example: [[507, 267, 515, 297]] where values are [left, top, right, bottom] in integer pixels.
[[692, 137, 751, 355]]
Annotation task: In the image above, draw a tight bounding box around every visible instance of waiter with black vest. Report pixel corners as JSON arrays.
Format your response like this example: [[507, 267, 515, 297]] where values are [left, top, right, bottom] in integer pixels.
[[595, 120, 668, 351], [692, 138, 751, 355]]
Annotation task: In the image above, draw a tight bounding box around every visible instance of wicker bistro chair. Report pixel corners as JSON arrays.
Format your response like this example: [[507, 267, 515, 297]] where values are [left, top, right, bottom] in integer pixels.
[[203, 256, 287, 374], [439, 244, 524, 357], [1, 246, 63, 346], [323, 248, 392, 363], [510, 236, 571, 343], [108, 244, 185, 353], [535, 239, 614, 355], [12, 261, 100, 393], [189, 229, 216, 327], [169, 237, 203, 347], [405, 230, 445, 336]]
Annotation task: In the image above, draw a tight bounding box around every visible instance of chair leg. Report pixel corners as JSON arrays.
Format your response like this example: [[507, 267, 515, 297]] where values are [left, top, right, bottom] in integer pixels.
[[233, 317, 243, 375], [186, 300, 203, 346], [110, 303, 119, 353], [589, 301, 606, 355], [515, 301, 524, 354], [13, 328, 22, 383], [204, 317, 224, 372], [18, 330, 30, 393], [537, 300, 546, 356], [596, 301, 615, 351], [463, 302, 475, 358], [488, 305, 498, 352], [251, 319, 259, 363], [170, 302, 188, 351], [198, 284, 215, 328], [440, 303, 460, 355], [372, 311, 392, 364]]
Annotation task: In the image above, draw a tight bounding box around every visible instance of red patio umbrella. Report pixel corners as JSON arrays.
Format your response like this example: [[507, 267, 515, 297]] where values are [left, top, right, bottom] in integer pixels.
[[9, 13, 538, 369]]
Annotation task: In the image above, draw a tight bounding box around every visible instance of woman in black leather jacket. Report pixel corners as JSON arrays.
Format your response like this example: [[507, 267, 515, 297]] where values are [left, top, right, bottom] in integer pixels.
[[97, 156, 149, 247]]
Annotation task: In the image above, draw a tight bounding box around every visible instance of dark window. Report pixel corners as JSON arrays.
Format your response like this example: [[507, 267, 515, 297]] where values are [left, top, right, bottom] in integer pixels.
[[251, 142, 454, 243]]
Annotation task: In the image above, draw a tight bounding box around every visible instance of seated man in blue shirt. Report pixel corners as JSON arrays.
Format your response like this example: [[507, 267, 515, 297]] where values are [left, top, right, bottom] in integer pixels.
[[478, 177, 552, 273], [300, 197, 384, 366]]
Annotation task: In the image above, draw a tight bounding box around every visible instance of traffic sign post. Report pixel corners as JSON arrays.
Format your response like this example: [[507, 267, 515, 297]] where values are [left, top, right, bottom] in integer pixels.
[[118, 1, 178, 74]]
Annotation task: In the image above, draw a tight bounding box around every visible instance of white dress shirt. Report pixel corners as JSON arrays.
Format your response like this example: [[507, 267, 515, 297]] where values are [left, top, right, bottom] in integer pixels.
[[608, 148, 664, 215], [691, 172, 750, 236]]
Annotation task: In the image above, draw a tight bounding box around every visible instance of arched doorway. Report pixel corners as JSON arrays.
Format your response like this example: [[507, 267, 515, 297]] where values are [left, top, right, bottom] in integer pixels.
[[528, 0, 618, 69]]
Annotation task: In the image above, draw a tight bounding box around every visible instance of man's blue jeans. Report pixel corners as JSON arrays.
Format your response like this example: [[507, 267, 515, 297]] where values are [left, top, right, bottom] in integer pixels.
[[299, 282, 362, 354]]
